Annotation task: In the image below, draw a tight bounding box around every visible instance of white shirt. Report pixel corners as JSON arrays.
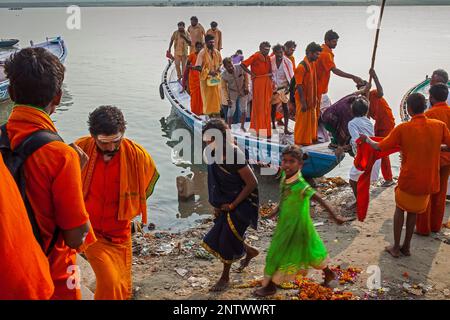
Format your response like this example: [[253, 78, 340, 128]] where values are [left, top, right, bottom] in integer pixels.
[[274, 62, 289, 88], [348, 116, 374, 155]]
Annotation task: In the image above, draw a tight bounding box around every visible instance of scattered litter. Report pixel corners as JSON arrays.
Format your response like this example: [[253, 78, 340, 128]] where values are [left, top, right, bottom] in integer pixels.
[[187, 276, 210, 289], [233, 279, 262, 289], [175, 268, 188, 277], [194, 248, 214, 261], [156, 243, 174, 255], [175, 288, 192, 296], [313, 222, 324, 227]]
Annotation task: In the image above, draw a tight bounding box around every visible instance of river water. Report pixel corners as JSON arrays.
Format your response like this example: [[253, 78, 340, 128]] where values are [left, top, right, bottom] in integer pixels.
[[1, 5, 449, 230]]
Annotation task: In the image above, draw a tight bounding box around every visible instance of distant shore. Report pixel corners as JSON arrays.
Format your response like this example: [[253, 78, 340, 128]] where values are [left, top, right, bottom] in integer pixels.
[[2, 1, 450, 9]]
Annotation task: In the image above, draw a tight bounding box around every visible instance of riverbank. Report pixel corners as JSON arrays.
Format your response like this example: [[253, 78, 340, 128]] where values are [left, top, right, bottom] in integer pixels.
[[78, 177, 450, 300]]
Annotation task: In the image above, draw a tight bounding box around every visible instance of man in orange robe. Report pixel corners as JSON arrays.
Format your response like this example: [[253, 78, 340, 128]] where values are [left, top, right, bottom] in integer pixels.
[[241, 42, 274, 138], [0, 153, 55, 300], [293, 42, 321, 146], [4, 48, 92, 300], [361, 93, 450, 258], [195, 34, 222, 116], [188, 16, 205, 54], [316, 30, 363, 142], [168, 21, 191, 82], [365, 69, 395, 186], [283, 40, 297, 67], [76, 106, 159, 300], [416, 83, 450, 235], [316, 30, 363, 102], [206, 21, 222, 51], [186, 41, 204, 115]]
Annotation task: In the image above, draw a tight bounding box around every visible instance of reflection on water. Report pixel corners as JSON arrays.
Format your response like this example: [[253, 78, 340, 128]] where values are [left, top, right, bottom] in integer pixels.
[[0, 84, 74, 124]]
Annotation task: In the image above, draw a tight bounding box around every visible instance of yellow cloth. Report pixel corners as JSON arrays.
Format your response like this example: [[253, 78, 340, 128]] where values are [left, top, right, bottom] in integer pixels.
[[85, 235, 132, 300], [196, 48, 222, 115], [395, 187, 430, 214], [76, 137, 159, 224]]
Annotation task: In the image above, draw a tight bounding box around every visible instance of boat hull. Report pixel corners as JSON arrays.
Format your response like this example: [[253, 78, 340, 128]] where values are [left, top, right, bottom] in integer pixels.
[[0, 39, 19, 48], [161, 61, 343, 178]]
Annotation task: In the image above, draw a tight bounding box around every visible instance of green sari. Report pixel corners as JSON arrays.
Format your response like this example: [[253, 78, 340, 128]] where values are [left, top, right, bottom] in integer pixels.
[[264, 171, 328, 284]]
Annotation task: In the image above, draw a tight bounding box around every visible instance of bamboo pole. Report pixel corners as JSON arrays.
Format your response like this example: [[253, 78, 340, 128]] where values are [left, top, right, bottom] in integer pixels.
[[368, 0, 387, 85]]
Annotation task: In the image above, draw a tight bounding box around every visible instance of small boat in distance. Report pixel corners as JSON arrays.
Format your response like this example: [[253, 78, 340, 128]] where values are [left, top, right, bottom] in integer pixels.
[[160, 60, 344, 178], [0, 39, 19, 48], [0, 36, 67, 101], [400, 77, 450, 122]]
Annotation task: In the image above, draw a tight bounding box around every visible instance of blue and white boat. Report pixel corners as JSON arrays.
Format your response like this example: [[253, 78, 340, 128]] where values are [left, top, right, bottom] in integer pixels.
[[0, 36, 67, 101], [160, 60, 344, 178], [0, 39, 19, 48], [400, 77, 450, 122]]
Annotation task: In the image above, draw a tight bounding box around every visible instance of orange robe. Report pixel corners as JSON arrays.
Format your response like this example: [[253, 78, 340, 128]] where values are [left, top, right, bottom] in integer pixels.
[[76, 136, 159, 300], [286, 54, 296, 69], [378, 114, 450, 212], [316, 44, 335, 97], [294, 57, 319, 145], [0, 153, 54, 300], [242, 52, 273, 138], [7, 105, 91, 300], [206, 28, 222, 50], [368, 89, 396, 181], [196, 48, 222, 115], [416, 102, 450, 234], [188, 52, 203, 115]]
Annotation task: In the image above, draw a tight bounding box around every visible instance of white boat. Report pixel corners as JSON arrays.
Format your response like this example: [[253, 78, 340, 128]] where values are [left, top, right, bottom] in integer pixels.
[[160, 60, 344, 178]]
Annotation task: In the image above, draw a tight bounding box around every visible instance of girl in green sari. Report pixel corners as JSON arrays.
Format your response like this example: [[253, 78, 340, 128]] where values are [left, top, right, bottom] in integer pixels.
[[255, 145, 345, 297]]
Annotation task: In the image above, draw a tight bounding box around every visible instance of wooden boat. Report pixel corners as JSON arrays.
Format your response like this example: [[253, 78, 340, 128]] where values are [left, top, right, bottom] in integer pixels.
[[400, 77, 450, 122], [160, 60, 344, 178], [0, 39, 19, 48], [0, 36, 67, 101]]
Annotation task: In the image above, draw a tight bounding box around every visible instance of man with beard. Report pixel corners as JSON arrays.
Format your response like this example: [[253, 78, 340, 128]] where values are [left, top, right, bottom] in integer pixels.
[[294, 42, 321, 146], [194, 34, 222, 116], [75, 106, 159, 299], [241, 41, 274, 138]]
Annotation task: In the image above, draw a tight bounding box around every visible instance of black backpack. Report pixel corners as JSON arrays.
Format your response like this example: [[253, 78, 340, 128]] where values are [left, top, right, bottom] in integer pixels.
[[289, 60, 309, 95], [0, 124, 63, 256]]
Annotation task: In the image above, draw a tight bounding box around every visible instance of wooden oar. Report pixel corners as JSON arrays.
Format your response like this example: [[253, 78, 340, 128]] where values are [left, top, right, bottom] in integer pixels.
[[368, 0, 387, 86]]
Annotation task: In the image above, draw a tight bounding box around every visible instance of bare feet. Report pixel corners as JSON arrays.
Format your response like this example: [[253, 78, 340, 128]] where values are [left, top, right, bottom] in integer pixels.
[[400, 246, 411, 256], [385, 245, 400, 258], [240, 126, 247, 132], [254, 281, 277, 297], [209, 278, 229, 292], [284, 128, 293, 135], [236, 246, 259, 272], [381, 180, 395, 187], [322, 267, 337, 287]]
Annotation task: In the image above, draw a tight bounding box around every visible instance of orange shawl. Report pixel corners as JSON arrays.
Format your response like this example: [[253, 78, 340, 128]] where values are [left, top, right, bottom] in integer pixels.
[[76, 137, 159, 224]]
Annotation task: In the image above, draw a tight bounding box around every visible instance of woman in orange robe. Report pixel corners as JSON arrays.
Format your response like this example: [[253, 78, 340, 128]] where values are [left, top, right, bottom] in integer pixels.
[[187, 42, 204, 115], [241, 42, 273, 138]]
